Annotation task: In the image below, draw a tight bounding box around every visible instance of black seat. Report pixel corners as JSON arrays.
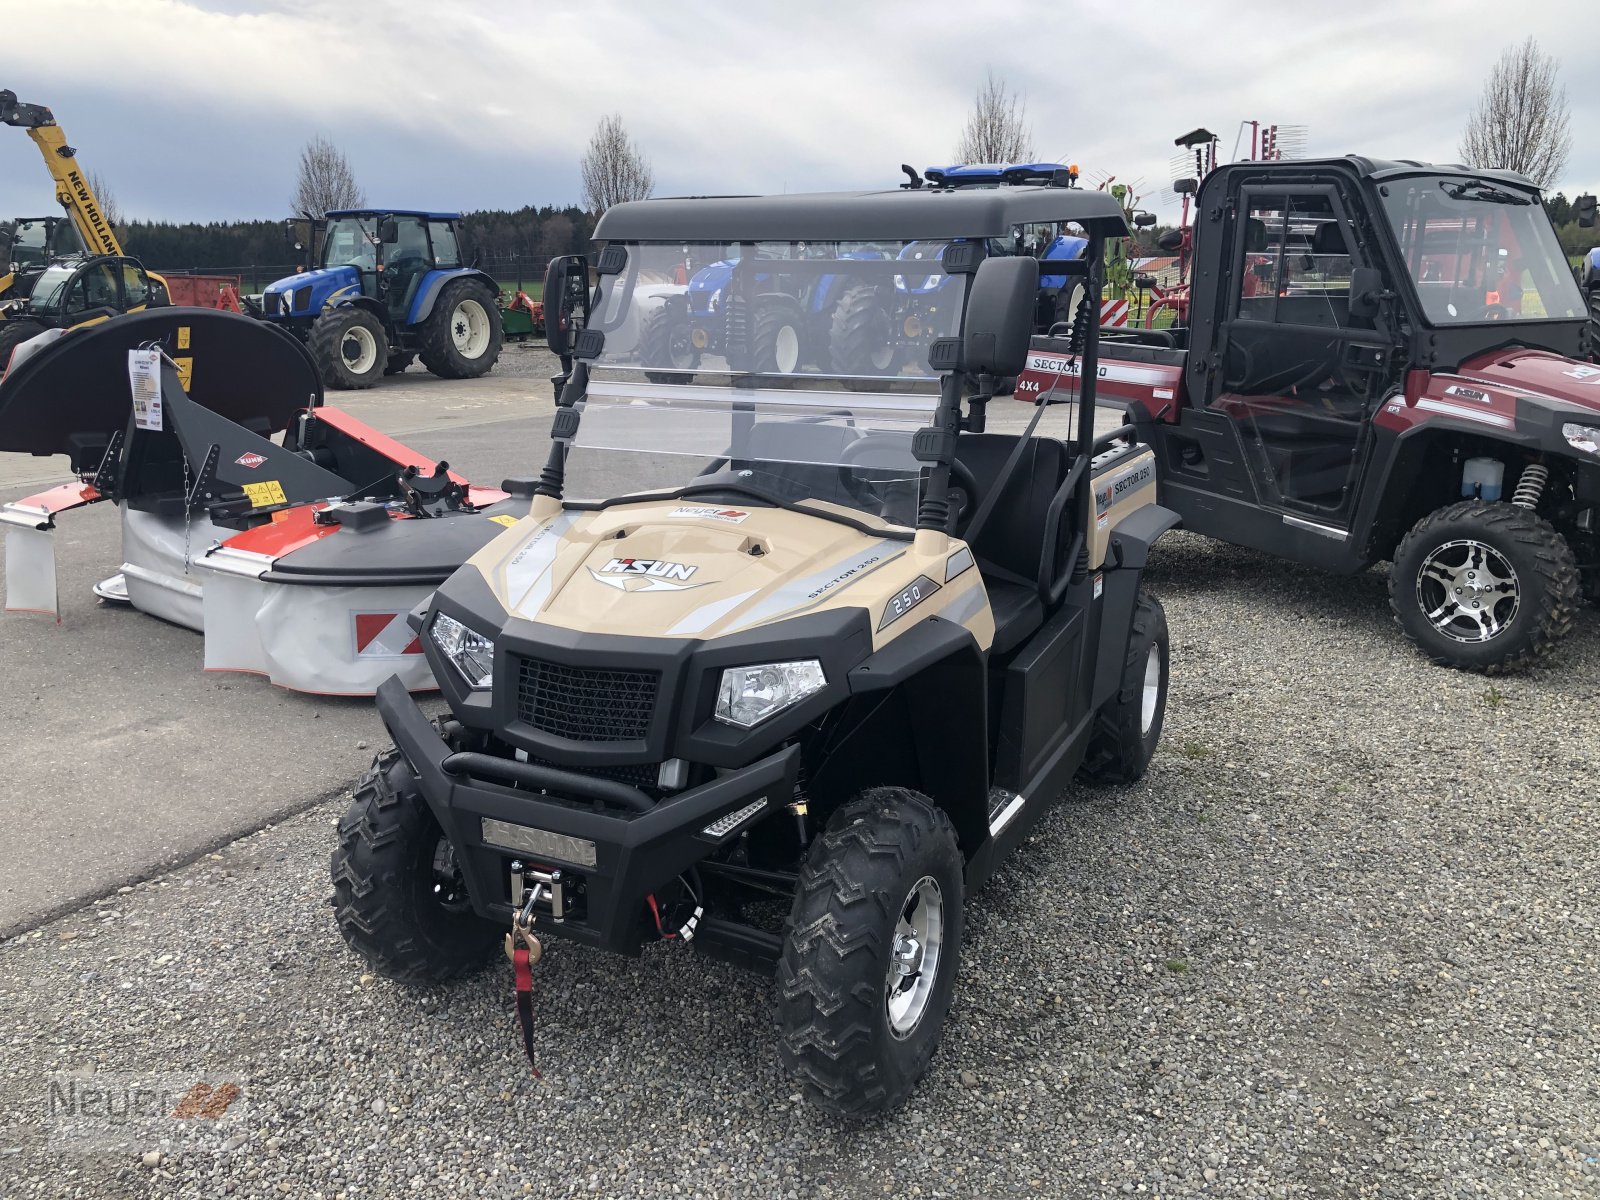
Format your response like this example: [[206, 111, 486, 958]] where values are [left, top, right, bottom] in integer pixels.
[[954, 433, 1073, 654]]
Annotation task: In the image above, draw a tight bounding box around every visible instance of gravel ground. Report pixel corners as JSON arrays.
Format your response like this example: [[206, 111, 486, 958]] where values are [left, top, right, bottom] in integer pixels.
[[1, 533, 1597, 1199]]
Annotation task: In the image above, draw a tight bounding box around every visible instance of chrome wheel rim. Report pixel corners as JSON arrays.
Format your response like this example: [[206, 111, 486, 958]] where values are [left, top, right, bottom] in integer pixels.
[[1416, 538, 1520, 643], [341, 325, 379, 374], [451, 298, 491, 358], [1140, 642, 1161, 735], [885, 875, 944, 1038]]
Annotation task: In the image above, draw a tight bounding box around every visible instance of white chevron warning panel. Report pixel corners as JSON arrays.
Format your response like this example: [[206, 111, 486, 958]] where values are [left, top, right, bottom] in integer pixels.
[[353, 611, 423, 658]]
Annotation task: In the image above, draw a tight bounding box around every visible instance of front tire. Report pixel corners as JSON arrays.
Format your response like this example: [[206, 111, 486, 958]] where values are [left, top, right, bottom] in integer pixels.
[[639, 302, 699, 383], [828, 285, 900, 377], [1079, 591, 1169, 784], [1389, 500, 1580, 673], [420, 279, 503, 380], [308, 306, 386, 390], [778, 788, 964, 1119], [752, 298, 805, 373], [330, 748, 500, 982], [0, 318, 49, 373]]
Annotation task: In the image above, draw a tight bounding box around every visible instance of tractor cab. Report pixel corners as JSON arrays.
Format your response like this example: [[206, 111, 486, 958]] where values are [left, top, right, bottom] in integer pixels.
[[2, 216, 84, 275]]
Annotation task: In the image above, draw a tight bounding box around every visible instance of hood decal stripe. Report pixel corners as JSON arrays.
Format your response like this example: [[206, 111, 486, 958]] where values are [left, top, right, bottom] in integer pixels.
[[730, 539, 903, 631], [666, 588, 760, 636]]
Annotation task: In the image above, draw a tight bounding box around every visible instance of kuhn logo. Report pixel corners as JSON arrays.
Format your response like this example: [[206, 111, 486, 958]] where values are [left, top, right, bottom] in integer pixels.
[[590, 558, 705, 592], [234, 452, 267, 469]]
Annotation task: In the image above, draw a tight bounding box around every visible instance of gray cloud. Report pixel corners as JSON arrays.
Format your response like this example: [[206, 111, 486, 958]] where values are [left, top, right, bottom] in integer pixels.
[[1, 0, 1596, 227]]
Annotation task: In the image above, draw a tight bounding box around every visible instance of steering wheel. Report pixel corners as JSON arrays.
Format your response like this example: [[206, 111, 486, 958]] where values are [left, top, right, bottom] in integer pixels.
[[837, 435, 982, 533], [1478, 302, 1510, 321]]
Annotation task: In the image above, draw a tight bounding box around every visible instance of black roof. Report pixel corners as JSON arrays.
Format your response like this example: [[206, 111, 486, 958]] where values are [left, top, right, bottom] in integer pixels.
[[1211, 155, 1541, 193], [592, 186, 1132, 242]]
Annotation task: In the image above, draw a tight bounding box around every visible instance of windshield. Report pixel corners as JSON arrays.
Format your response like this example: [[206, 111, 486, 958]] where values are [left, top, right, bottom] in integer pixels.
[[321, 216, 378, 270], [569, 239, 967, 527], [8, 219, 81, 270], [1379, 176, 1585, 324], [26, 264, 74, 312]]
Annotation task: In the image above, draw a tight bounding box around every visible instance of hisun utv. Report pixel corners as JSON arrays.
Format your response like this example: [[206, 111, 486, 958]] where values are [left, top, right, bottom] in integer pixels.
[[331, 185, 1178, 1116]]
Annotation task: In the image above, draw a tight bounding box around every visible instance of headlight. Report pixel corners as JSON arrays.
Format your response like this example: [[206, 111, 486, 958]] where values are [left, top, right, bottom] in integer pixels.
[[714, 660, 826, 728], [430, 611, 494, 689], [1562, 423, 1600, 457]]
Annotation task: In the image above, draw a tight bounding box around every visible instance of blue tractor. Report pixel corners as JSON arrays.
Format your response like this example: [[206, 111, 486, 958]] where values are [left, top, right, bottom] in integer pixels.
[[260, 209, 502, 390]]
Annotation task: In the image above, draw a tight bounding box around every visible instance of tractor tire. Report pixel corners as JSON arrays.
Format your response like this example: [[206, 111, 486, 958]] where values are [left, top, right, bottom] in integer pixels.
[[0, 319, 48, 374], [828, 285, 901, 377], [639, 303, 699, 384], [778, 787, 964, 1119], [419, 279, 503, 380], [752, 297, 805, 373], [384, 352, 414, 376], [308, 306, 387, 390], [1078, 591, 1169, 784], [1389, 500, 1581, 673], [330, 747, 500, 983]]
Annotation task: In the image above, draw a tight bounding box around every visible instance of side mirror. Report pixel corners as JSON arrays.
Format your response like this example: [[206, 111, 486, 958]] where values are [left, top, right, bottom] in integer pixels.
[[1576, 195, 1598, 229], [378, 219, 399, 244], [1173, 177, 1198, 196], [543, 254, 591, 357], [963, 255, 1039, 377], [1350, 265, 1385, 320], [1133, 212, 1157, 229]]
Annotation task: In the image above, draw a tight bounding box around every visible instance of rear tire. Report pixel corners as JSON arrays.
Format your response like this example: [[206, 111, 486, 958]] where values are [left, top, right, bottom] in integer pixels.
[[1079, 591, 1169, 784], [640, 302, 699, 383], [419, 279, 503, 380], [1389, 500, 1580, 673], [308, 306, 386, 390], [778, 787, 964, 1119], [0, 318, 49, 373], [828, 285, 900, 377], [330, 748, 500, 982]]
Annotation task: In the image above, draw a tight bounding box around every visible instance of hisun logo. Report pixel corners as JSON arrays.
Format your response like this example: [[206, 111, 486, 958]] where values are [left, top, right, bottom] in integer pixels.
[[590, 558, 705, 592]]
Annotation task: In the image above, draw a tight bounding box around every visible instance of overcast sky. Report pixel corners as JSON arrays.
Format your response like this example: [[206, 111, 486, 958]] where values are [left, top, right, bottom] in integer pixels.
[[3, 0, 1598, 226]]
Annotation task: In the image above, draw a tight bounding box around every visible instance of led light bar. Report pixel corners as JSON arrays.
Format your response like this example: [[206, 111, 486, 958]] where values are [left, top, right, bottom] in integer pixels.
[[701, 798, 768, 839]]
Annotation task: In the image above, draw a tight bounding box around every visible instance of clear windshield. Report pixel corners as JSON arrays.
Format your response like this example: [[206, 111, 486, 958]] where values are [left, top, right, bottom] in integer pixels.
[[26, 264, 74, 313], [1380, 177, 1585, 324], [321, 217, 378, 271], [8, 219, 80, 270]]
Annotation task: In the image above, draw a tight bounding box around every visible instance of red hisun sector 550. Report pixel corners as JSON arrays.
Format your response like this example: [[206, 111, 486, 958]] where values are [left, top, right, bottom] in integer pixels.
[[1016, 157, 1600, 672]]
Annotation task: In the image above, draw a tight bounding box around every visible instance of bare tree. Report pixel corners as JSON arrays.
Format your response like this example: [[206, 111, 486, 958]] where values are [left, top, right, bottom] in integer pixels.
[[293, 134, 365, 219], [86, 169, 122, 231], [1459, 37, 1571, 188], [953, 70, 1033, 164], [580, 114, 655, 215]]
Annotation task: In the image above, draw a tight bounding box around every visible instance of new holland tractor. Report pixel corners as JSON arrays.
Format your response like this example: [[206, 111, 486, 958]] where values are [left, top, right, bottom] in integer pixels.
[[260, 209, 503, 390]]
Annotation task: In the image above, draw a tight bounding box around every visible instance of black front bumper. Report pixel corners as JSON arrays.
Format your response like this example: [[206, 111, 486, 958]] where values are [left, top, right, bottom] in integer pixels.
[[375, 677, 799, 956]]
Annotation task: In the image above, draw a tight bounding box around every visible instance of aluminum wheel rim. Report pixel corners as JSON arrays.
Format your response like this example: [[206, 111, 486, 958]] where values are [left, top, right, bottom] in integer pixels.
[[451, 298, 491, 358], [1415, 537, 1520, 643], [885, 875, 944, 1039], [1140, 642, 1161, 735], [868, 338, 895, 372], [341, 325, 379, 374], [774, 324, 801, 372]]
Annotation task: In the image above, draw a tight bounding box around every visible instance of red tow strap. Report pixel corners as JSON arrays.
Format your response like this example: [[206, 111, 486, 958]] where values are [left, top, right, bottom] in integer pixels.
[[512, 946, 541, 1078]]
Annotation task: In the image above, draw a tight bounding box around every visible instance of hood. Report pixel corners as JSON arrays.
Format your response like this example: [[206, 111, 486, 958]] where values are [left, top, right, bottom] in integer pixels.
[[473, 500, 906, 640], [1458, 348, 1600, 416], [263, 264, 360, 295]]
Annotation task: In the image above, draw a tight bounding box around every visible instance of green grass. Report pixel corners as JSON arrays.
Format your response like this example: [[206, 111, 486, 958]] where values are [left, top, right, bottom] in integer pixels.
[[495, 280, 543, 303]]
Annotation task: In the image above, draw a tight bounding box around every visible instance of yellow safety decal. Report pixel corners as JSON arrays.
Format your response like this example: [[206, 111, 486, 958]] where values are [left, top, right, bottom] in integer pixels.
[[243, 480, 287, 508], [489, 514, 520, 528], [177, 327, 191, 350], [174, 357, 193, 391]]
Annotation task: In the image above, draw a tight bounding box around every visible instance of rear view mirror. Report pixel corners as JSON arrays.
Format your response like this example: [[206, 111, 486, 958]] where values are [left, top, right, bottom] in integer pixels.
[[1350, 265, 1385, 320], [1173, 178, 1198, 196], [378, 219, 399, 244], [963, 256, 1039, 377], [1576, 194, 1598, 229], [543, 254, 591, 357]]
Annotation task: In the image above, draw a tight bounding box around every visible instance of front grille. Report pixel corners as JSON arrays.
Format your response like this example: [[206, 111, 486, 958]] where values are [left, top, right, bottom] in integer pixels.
[[515, 657, 659, 743], [531, 757, 658, 791], [262, 291, 283, 316]]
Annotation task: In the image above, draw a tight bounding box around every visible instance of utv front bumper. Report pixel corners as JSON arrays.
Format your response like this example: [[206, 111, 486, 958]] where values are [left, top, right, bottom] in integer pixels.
[[374, 677, 799, 956]]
